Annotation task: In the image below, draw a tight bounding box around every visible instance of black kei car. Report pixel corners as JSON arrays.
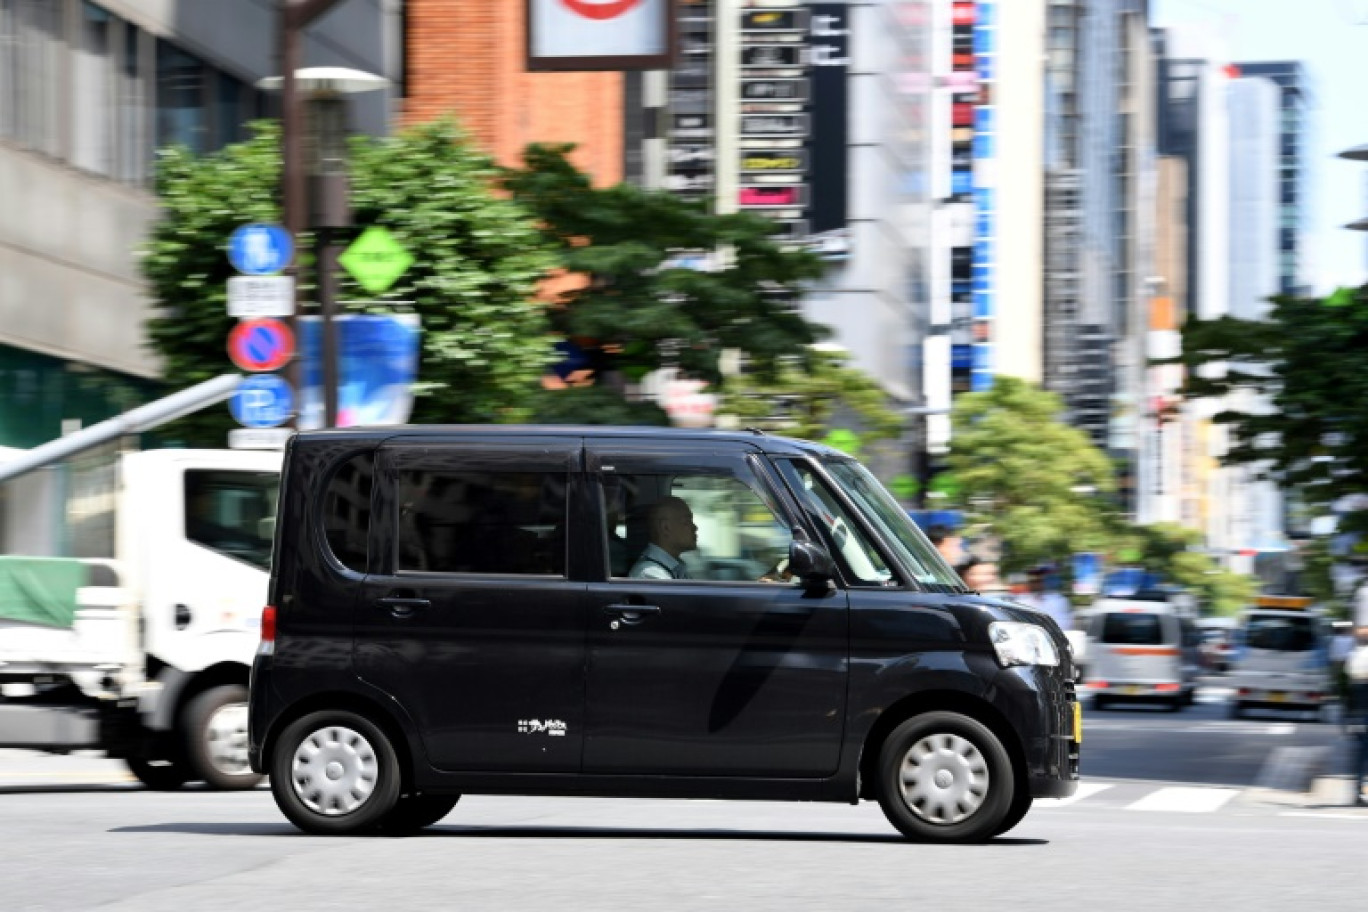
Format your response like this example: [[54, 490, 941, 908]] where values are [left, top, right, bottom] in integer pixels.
[[249, 427, 1079, 842]]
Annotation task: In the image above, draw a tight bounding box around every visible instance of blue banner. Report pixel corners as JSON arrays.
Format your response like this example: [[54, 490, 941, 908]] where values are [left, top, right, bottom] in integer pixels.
[[297, 314, 420, 430]]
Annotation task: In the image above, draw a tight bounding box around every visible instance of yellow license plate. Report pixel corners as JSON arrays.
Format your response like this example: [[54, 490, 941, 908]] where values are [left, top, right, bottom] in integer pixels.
[[1073, 702, 1083, 744], [1124, 685, 1141, 695], [1269, 692, 1286, 703]]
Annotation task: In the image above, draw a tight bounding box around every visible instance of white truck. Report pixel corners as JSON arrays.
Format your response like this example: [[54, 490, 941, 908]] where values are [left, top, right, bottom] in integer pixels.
[[1227, 595, 1334, 721], [0, 447, 281, 789]]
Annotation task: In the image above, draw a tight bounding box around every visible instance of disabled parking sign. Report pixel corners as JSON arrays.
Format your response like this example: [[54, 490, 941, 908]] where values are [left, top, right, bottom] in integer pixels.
[[228, 223, 293, 276], [230, 375, 294, 428]]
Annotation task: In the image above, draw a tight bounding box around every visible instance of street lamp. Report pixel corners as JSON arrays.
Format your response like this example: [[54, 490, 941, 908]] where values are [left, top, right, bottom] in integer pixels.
[[258, 66, 389, 427]]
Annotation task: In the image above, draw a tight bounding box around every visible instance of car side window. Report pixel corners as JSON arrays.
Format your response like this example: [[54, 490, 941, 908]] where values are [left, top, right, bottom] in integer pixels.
[[603, 470, 792, 583], [396, 469, 567, 576], [773, 459, 894, 586], [322, 452, 374, 573]]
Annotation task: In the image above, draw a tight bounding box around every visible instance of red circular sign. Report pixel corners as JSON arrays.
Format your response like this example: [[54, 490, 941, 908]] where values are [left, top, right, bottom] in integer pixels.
[[228, 318, 295, 372], [561, 0, 643, 20]]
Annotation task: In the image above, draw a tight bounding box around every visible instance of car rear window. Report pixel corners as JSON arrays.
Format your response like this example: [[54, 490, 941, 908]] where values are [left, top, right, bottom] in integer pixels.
[[1100, 612, 1164, 645], [1244, 614, 1317, 652]]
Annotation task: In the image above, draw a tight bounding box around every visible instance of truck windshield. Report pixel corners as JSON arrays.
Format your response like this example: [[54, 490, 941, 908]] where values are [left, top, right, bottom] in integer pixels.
[[821, 459, 966, 592], [1245, 614, 1318, 652], [184, 470, 279, 570]]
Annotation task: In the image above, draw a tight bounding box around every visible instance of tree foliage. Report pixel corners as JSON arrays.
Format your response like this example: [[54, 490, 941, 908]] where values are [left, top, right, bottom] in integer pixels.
[[946, 377, 1117, 574], [503, 143, 828, 423], [1116, 522, 1257, 616], [143, 119, 557, 445], [1176, 288, 1368, 531], [716, 347, 904, 443]]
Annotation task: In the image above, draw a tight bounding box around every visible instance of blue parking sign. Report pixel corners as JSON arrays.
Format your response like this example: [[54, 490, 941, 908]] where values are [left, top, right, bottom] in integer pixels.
[[228, 223, 293, 276], [230, 375, 294, 428]]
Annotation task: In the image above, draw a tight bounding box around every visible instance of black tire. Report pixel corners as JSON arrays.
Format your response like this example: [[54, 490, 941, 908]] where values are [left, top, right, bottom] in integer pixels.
[[183, 684, 263, 790], [1229, 701, 1244, 720], [270, 710, 401, 835], [993, 792, 1034, 837], [1092, 695, 1109, 711], [126, 755, 189, 790], [374, 793, 461, 836], [876, 712, 1015, 843], [1166, 695, 1183, 713]]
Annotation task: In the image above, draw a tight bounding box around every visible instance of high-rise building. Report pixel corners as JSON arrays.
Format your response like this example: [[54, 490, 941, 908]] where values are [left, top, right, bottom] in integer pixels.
[[1233, 61, 1312, 297], [0, 0, 399, 553], [647, 2, 931, 432]]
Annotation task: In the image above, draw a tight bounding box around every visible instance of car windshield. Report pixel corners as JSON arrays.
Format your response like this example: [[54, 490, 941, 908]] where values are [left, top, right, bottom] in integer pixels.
[[1244, 614, 1318, 652], [822, 459, 966, 592], [1100, 612, 1164, 645]]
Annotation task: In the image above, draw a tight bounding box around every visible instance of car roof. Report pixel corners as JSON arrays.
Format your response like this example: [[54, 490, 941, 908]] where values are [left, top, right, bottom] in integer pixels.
[[292, 425, 847, 459]]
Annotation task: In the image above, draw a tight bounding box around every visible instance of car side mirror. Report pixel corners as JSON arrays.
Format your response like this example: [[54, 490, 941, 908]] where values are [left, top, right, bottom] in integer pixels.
[[788, 529, 835, 589]]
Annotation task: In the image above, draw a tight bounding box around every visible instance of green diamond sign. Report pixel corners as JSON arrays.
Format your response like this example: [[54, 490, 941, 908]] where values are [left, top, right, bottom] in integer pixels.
[[339, 226, 413, 295]]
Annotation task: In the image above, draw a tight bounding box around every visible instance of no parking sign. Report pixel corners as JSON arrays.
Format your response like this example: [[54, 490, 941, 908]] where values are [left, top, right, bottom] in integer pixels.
[[227, 318, 295, 372]]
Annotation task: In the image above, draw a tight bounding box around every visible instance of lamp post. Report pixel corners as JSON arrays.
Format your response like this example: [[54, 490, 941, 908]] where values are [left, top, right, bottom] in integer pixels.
[[260, 64, 388, 427]]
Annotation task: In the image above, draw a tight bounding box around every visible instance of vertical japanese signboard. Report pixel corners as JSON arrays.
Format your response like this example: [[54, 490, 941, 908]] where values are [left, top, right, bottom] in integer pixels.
[[666, 0, 715, 200], [735, 3, 848, 250]]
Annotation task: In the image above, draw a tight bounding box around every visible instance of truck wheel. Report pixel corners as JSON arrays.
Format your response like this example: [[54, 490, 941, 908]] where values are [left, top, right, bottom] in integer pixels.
[[876, 712, 1014, 843], [374, 794, 461, 835], [126, 756, 189, 790], [270, 710, 401, 835], [183, 684, 263, 790]]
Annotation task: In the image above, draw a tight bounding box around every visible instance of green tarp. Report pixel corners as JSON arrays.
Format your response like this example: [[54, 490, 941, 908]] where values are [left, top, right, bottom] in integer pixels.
[[0, 556, 87, 629]]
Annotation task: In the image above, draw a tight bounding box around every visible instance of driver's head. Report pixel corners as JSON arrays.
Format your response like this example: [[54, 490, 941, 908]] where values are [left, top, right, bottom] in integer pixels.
[[649, 496, 698, 558]]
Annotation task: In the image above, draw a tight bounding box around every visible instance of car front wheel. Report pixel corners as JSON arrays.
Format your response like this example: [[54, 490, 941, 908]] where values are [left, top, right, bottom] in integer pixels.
[[876, 712, 1015, 843], [270, 711, 401, 835]]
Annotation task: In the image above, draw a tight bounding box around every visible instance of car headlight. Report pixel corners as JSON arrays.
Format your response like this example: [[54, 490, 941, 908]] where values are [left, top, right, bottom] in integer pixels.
[[989, 621, 1059, 667]]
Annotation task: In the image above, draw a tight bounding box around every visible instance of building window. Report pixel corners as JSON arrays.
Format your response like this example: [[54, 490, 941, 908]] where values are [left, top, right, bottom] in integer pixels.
[[72, 1, 113, 175], [0, 0, 64, 157], [157, 40, 207, 153], [116, 23, 147, 185]]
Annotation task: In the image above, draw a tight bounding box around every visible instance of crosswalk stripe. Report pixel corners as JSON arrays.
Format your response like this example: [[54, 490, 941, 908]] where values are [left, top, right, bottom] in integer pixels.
[[1036, 782, 1114, 807], [1125, 786, 1240, 813]]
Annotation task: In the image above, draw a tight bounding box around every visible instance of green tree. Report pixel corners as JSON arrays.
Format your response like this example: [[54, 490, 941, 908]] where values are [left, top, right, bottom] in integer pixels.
[[502, 143, 828, 422], [1116, 522, 1257, 616], [1175, 287, 1368, 532], [946, 377, 1117, 574], [715, 347, 904, 443], [143, 119, 557, 445]]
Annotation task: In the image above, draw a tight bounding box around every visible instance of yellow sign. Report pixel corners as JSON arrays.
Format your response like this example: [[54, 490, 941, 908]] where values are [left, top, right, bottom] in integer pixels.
[[741, 155, 803, 171]]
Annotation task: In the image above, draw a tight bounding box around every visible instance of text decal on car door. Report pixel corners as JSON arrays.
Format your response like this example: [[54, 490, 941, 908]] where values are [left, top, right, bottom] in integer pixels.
[[518, 719, 568, 736]]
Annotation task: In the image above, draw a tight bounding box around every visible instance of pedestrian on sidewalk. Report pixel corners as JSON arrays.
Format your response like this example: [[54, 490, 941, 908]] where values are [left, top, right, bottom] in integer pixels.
[[1346, 626, 1368, 807]]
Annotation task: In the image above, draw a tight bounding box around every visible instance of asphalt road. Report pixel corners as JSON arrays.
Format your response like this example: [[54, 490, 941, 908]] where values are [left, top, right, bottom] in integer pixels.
[[2, 685, 1364, 912]]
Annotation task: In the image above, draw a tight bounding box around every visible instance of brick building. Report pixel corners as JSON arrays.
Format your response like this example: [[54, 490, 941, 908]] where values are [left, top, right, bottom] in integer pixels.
[[403, 0, 625, 184]]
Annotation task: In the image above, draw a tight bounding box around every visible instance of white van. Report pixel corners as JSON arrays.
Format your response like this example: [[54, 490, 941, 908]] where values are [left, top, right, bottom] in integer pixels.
[[1227, 596, 1333, 720], [1083, 598, 1202, 711]]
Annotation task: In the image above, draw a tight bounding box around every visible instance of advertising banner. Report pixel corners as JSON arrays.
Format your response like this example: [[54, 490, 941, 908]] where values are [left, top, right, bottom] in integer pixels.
[[297, 315, 421, 430], [527, 0, 674, 71]]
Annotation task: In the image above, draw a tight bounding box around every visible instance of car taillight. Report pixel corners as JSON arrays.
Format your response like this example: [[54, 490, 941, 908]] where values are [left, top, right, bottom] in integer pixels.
[[1088, 680, 1109, 689], [258, 605, 276, 656]]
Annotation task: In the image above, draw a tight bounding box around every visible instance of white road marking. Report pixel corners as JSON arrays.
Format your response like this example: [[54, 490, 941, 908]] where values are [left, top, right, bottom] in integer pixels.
[[1125, 786, 1240, 813], [1278, 811, 1368, 821], [1035, 782, 1113, 807]]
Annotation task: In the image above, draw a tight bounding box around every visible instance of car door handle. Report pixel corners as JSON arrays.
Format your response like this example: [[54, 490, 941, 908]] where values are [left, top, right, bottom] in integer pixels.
[[602, 603, 660, 626], [376, 597, 431, 618]]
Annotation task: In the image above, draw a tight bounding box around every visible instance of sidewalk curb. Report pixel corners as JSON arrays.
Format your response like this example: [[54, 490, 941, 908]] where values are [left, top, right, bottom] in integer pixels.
[[1241, 775, 1366, 810]]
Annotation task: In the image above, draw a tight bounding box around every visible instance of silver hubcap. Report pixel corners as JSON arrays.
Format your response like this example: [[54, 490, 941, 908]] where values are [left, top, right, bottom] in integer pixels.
[[898, 732, 990, 826], [290, 726, 378, 816], [205, 702, 251, 776]]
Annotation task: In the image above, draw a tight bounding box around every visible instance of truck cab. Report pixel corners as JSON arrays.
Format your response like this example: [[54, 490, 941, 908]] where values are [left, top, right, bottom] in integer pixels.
[[0, 448, 281, 789]]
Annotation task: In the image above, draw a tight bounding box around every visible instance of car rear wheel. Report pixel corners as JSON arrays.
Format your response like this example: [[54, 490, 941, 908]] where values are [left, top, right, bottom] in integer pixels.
[[993, 791, 1034, 837], [270, 711, 401, 835], [374, 793, 461, 835], [876, 712, 1014, 843], [1229, 701, 1244, 720]]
